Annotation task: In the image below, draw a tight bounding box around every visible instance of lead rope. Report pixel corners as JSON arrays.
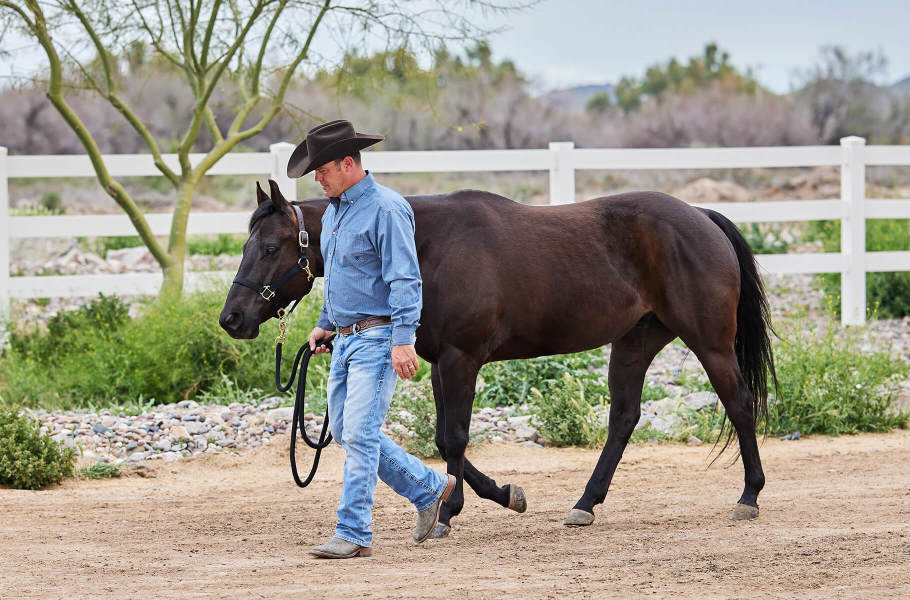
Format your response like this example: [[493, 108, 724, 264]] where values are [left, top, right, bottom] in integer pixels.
[[274, 308, 336, 487]]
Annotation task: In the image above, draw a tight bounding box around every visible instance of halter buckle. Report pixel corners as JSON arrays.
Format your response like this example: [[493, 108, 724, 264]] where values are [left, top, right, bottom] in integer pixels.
[[260, 285, 276, 301], [298, 231, 309, 248]]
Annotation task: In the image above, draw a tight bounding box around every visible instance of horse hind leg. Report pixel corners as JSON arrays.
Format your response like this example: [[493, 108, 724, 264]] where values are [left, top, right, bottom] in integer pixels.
[[689, 346, 765, 520], [567, 316, 675, 526]]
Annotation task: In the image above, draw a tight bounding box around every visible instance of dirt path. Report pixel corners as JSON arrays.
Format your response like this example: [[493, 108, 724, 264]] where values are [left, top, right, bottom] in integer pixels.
[[2, 431, 909, 599]]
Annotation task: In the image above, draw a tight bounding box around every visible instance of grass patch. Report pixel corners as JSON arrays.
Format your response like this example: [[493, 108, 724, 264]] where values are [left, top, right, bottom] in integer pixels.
[[77, 462, 121, 479]]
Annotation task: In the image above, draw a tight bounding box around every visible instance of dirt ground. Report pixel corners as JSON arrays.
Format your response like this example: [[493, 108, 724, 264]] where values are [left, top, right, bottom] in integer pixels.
[[2, 432, 909, 600]]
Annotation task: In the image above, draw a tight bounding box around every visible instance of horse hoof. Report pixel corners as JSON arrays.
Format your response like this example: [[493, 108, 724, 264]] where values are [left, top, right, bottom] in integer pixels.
[[731, 503, 759, 520], [508, 485, 527, 513], [563, 508, 595, 527], [429, 523, 451, 539]]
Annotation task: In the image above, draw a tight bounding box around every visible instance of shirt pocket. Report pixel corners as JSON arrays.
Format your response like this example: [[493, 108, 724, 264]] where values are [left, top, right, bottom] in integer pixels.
[[340, 231, 378, 269]]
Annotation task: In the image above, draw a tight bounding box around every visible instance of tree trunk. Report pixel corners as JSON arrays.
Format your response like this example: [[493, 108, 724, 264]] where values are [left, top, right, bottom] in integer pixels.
[[160, 181, 195, 298]]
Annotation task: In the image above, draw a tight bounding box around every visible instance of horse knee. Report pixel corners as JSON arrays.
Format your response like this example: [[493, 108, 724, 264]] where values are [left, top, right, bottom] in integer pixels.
[[443, 428, 468, 456], [435, 431, 449, 461]]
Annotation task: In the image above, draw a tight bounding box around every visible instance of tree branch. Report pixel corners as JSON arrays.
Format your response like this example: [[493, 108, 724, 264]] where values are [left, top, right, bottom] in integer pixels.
[[249, 0, 288, 97], [199, 0, 223, 69], [23, 0, 173, 268]]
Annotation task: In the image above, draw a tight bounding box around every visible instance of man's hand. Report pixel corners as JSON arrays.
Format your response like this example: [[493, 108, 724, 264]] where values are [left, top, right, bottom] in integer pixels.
[[308, 326, 333, 354], [392, 344, 420, 380]]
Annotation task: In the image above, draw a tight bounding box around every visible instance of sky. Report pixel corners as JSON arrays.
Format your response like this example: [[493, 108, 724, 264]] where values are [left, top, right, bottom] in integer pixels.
[[2, 0, 908, 94], [477, 0, 910, 93]]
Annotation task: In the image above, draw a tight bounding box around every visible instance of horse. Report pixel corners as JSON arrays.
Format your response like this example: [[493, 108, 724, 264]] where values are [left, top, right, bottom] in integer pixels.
[[220, 179, 777, 537]]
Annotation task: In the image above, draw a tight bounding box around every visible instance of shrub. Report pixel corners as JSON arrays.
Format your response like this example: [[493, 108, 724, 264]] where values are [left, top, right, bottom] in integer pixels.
[[77, 463, 121, 479], [739, 223, 791, 255], [770, 325, 908, 435], [40, 192, 64, 214], [530, 373, 609, 447], [0, 286, 329, 410], [476, 350, 607, 408], [808, 219, 910, 318], [389, 379, 438, 458], [0, 409, 76, 489], [186, 234, 245, 256]]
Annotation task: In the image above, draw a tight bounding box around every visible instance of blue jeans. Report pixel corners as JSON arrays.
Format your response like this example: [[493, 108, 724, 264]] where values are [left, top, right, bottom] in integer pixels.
[[326, 323, 448, 547]]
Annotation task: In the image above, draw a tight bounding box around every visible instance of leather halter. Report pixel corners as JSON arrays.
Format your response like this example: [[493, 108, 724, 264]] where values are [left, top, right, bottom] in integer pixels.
[[231, 203, 314, 317]]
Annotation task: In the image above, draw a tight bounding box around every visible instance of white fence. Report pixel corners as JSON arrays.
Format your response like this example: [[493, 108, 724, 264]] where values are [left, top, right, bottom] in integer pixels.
[[2, 137, 910, 325]]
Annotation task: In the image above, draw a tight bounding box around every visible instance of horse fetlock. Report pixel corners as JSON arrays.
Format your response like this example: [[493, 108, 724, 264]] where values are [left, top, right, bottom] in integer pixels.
[[428, 523, 451, 539]]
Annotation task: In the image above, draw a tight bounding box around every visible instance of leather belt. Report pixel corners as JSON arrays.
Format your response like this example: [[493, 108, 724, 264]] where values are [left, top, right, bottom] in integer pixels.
[[337, 316, 392, 336]]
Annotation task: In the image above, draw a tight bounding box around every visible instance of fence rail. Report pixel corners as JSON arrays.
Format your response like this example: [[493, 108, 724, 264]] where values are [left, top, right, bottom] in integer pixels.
[[2, 137, 909, 325]]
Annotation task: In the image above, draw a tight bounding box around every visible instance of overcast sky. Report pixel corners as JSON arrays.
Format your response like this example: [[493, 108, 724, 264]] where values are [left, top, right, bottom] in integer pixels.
[[479, 0, 910, 93], [2, 0, 907, 94]]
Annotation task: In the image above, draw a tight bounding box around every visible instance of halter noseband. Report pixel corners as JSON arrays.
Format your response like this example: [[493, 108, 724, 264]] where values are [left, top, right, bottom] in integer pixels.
[[232, 203, 314, 316]]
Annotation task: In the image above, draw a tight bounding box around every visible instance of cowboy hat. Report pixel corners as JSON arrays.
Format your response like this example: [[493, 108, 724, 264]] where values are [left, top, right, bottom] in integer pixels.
[[287, 120, 384, 178]]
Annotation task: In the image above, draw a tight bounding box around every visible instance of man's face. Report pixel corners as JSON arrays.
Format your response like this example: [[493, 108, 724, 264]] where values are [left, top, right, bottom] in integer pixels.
[[314, 160, 346, 198]]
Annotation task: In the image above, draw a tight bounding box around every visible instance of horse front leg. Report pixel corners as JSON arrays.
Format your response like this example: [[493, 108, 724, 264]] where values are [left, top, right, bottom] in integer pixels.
[[428, 349, 481, 537], [429, 365, 524, 539]]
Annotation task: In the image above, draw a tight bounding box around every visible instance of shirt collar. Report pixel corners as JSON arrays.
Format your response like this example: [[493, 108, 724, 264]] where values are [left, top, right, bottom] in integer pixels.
[[338, 171, 374, 205]]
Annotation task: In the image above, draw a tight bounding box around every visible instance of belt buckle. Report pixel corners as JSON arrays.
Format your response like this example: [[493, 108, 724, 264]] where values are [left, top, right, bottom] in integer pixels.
[[351, 321, 360, 335]]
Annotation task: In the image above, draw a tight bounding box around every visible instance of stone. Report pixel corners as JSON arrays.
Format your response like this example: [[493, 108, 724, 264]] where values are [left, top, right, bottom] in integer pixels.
[[681, 391, 719, 412], [152, 439, 171, 451], [125, 441, 138, 451], [686, 435, 703, 446], [514, 426, 538, 442], [170, 426, 189, 439], [265, 407, 294, 425], [92, 423, 110, 434], [161, 452, 181, 463], [183, 421, 209, 435], [51, 431, 75, 448]]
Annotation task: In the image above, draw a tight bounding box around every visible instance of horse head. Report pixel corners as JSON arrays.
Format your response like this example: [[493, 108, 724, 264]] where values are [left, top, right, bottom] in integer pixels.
[[219, 179, 322, 339]]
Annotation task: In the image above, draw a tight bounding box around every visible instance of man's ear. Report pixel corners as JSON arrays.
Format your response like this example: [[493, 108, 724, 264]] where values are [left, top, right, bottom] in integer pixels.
[[256, 181, 269, 205], [268, 179, 289, 211]]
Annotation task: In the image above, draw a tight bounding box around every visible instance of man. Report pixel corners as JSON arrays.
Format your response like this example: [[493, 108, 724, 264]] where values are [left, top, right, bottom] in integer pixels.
[[287, 120, 455, 559]]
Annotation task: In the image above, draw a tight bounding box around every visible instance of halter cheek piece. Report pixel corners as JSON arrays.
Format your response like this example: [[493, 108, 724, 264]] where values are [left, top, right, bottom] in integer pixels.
[[232, 203, 314, 317]]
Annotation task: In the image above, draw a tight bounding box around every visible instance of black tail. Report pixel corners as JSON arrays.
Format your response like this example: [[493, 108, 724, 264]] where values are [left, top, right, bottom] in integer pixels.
[[699, 208, 778, 437]]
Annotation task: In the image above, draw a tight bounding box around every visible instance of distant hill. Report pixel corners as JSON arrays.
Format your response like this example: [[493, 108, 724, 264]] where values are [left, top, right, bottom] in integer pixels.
[[538, 84, 614, 113], [890, 76, 910, 96]]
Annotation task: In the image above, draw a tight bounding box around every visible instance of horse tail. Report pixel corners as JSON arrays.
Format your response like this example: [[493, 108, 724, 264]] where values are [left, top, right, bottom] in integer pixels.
[[698, 208, 778, 439]]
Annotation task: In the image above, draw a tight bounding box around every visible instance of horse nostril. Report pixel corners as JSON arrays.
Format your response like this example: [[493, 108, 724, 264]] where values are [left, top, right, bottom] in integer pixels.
[[220, 311, 242, 331]]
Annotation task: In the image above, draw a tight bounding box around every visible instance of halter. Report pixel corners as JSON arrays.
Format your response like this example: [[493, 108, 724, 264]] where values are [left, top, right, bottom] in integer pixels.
[[231, 203, 314, 319]]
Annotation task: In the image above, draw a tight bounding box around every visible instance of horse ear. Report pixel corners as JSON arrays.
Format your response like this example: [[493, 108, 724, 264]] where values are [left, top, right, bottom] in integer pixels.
[[256, 181, 269, 205], [268, 179, 289, 210]]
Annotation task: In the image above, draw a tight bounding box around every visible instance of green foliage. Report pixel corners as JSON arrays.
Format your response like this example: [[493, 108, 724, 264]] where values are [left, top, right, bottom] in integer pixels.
[[0, 287, 329, 410], [80, 235, 145, 257], [389, 380, 438, 458], [771, 326, 908, 435], [530, 373, 609, 447], [40, 192, 64, 214], [195, 373, 268, 407], [808, 219, 910, 318], [585, 92, 612, 114], [77, 462, 121, 479], [0, 409, 76, 489], [476, 350, 607, 408], [613, 43, 760, 113], [739, 223, 791, 255], [186, 234, 246, 256]]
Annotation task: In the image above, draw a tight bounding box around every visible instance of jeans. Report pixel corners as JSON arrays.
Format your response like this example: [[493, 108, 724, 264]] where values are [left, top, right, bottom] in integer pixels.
[[326, 323, 448, 547]]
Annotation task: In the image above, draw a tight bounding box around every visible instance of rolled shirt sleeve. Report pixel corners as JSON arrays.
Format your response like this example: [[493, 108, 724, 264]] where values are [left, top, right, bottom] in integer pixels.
[[377, 206, 422, 345], [316, 302, 335, 331]]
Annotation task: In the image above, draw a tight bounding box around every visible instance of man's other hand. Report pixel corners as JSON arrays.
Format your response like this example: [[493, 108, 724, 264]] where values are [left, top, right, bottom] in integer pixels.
[[392, 344, 420, 380], [308, 326, 333, 354]]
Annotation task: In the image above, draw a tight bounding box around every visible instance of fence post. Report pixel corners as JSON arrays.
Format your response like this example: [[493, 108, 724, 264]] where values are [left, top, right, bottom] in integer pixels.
[[0, 147, 8, 321], [548, 141, 575, 205], [840, 136, 866, 326], [269, 142, 298, 202]]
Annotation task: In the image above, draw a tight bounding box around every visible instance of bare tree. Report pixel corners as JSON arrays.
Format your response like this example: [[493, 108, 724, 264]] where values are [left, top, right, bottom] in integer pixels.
[[0, 0, 525, 296]]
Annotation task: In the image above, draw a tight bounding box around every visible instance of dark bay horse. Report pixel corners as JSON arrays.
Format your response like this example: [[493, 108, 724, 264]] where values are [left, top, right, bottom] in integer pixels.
[[220, 180, 776, 536]]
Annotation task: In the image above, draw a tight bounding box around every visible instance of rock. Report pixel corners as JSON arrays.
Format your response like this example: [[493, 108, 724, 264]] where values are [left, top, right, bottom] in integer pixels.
[[673, 177, 752, 204], [106, 246, 153, 267], [51, 431, 75, 448], [125, 441, 137, 451], [152, 439, 171, 451], [170, 426, 189, 439], [686, 435, 703, 446], [781, 431, 801, 441], [183, 421, 209, 435], [161, 452, 181, 463], [507, 415, 532, 426], [514, 426, 538, 442], [265, 407, 294, 425], [92, 423, 110, 434], [681, 391, 719, 412]]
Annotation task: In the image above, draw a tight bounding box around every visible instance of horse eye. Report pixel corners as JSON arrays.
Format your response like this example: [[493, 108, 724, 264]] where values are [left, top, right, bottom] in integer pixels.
[[264, 246, 278, 256]]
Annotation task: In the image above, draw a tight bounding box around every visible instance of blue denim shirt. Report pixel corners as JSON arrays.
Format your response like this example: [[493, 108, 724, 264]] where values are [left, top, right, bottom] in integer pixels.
[[316, 172, 422, 346]]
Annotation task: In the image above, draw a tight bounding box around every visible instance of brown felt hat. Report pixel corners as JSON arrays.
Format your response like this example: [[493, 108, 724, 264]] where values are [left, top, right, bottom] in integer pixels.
[[287, 120, 384, 178]]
